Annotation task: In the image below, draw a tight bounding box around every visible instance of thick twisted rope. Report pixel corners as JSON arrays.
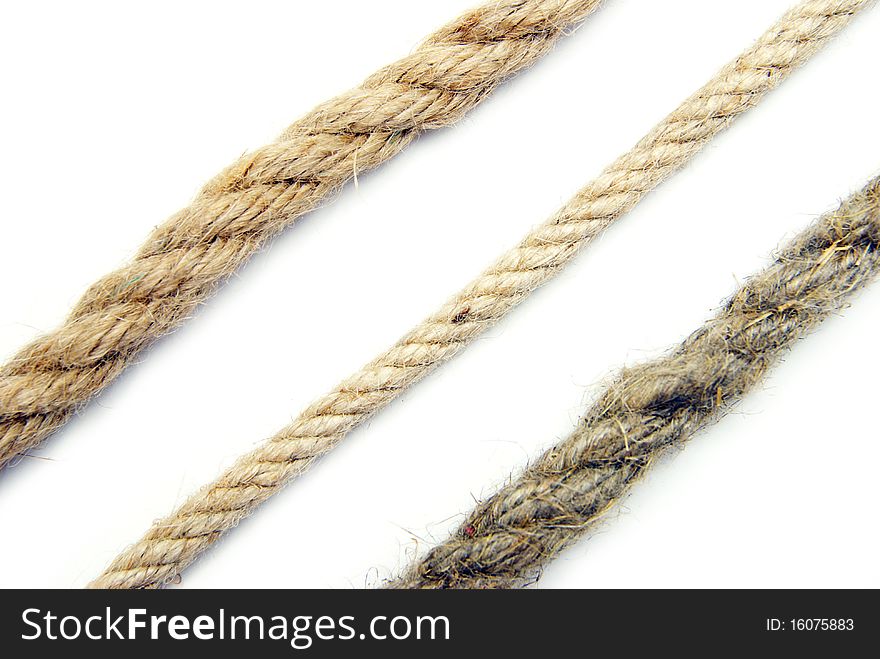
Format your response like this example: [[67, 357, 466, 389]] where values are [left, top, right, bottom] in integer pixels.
[[0, 0, 604, 470], [393, 175, 880, 588], [90, 0, 869, 589]]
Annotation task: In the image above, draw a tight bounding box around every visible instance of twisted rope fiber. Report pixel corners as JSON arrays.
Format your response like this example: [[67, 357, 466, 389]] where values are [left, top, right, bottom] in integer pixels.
[[0, 0, 604, 470], [90, 0, 868, 589], [394, 175, 880, 588]]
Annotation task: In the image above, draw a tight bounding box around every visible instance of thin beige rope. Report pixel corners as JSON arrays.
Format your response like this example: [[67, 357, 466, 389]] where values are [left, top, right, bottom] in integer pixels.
[[0, 0, 604, 470], [90, 0, 869, 589], [393, 174, 880, 588]]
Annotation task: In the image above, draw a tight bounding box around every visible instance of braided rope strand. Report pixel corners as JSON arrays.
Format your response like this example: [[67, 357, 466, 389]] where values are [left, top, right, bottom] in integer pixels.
[[0, 0, 604, 469], [393, 175, 880, 588], [90, 0, 870, 589]]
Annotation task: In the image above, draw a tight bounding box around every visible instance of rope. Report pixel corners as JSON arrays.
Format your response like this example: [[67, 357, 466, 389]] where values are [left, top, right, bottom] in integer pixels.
[[0, 0, 603, 469], [393, 174, 880, 588], [90, 0, 869, 589]]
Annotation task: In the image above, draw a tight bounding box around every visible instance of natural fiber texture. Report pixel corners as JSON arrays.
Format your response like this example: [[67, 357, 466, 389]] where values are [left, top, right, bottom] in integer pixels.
[[0, 0, 604, 470], [90, 0, 868, 589], [393, 175, 880, 588]]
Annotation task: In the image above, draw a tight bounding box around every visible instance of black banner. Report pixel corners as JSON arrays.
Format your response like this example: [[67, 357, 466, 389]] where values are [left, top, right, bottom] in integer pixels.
[[0, 589, 874, 656]]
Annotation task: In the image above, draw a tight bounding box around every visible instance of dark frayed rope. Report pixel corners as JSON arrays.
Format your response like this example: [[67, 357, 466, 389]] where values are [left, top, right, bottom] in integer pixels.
[[393, 174, 880, 588]]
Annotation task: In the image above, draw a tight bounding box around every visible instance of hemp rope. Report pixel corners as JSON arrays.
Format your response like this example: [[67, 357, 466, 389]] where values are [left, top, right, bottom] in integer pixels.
[[90, 0, 869, 590], [0, 0, 604, 470], [89, 0, 869, 590], [392, 174, 880, 588]]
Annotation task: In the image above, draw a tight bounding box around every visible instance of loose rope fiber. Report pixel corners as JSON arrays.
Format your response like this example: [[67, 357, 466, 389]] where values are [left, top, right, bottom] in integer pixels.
[[0, 0, 604, 470], [393, 174, 880, 588], [90, 0, 869, 589]]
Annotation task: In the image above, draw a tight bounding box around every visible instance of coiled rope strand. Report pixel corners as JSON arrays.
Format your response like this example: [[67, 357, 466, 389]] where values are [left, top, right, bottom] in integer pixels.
[[393, 174, 880, 588], [0, 0, 604, 469], [90, 0, 870, 589]]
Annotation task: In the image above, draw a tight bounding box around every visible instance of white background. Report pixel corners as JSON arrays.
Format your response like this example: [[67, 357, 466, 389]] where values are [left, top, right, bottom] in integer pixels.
[[0, 0, 878, 589]]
